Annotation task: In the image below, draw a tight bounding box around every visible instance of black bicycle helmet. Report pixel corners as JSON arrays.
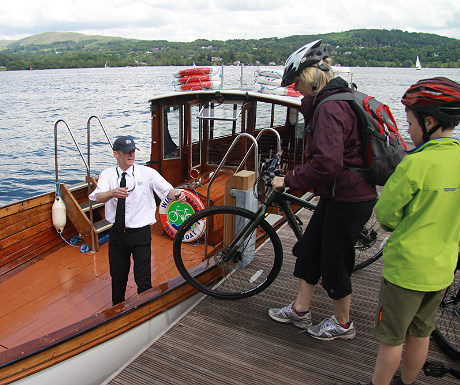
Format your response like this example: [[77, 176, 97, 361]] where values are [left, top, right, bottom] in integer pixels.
[[401, 77, 460, 142], [281, 39, 329, 87]]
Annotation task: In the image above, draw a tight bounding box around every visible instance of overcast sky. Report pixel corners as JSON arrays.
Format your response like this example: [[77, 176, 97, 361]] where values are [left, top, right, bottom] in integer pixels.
[[0, 0, 459, 42]]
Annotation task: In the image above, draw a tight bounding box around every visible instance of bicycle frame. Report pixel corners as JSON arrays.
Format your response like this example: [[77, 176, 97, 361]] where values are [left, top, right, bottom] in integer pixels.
[[224, 188, 316, 259], [223, 186, 379, 263], [173, 154, 386, 299]]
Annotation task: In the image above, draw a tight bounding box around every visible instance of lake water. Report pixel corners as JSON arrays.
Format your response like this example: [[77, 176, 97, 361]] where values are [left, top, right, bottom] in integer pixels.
[[1, 66, 459, 207]]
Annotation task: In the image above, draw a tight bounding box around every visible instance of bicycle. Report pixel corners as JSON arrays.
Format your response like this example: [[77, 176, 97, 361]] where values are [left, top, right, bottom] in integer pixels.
[[432, 258, 460, 360], [173, 152, 388, 300]]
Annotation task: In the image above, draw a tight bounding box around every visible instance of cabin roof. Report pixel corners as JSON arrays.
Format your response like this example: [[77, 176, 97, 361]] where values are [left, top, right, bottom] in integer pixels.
[[148, 90, 302, 108]]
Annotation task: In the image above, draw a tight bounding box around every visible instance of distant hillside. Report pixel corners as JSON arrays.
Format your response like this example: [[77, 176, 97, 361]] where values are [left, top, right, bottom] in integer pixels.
[[0, 29, 458, 70], [0, 40, 14, 50], [6, 31, 126, 48]]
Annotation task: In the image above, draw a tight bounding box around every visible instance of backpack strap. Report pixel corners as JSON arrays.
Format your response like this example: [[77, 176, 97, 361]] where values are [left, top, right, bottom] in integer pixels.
[[314, 92, 354, 110], [312, 92, 369, 166]]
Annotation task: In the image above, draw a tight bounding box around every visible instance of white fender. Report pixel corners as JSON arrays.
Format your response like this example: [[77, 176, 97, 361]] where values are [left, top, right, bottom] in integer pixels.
[[52, 197, 67, 233]]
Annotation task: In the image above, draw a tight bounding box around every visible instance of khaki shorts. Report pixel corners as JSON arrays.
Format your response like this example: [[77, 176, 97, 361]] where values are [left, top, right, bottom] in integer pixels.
[[374, 278, 446, 346]]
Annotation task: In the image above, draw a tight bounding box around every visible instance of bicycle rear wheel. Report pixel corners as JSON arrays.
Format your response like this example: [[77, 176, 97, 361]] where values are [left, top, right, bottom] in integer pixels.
[[353, 210, 389, 272], [173, 206, 283, 299], [432, 266, 460, 360]]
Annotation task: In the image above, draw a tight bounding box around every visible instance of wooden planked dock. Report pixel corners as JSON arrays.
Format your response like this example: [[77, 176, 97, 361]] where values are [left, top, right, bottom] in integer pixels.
[[107, 209, 460, 385]]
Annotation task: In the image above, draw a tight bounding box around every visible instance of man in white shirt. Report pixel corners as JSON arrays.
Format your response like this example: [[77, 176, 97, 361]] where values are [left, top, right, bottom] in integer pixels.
[[89, 136, 185, 305]]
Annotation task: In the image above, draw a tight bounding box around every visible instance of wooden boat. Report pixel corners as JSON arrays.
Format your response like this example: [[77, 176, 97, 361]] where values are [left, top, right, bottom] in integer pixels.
[[0, 88, 306, 384]]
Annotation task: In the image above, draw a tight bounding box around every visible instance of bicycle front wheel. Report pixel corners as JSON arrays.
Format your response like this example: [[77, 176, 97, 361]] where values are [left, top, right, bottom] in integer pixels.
[[173, 206, 283, 299], [432, 267, 460, 360], [353, 209, 389, 272]]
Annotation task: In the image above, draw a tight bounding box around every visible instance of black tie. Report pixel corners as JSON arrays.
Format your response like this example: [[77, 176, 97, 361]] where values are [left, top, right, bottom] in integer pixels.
[[114, 172, 126, 229]]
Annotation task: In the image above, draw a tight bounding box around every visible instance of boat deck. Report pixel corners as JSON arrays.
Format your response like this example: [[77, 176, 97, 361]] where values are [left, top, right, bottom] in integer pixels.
[[0, 222, 179, 352], [107, 209, 460, 385]]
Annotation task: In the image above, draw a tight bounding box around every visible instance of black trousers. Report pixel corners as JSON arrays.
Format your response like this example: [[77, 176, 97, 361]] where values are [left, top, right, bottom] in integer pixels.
[[108, 225, 152, 305], [293, 198, 375, 300]]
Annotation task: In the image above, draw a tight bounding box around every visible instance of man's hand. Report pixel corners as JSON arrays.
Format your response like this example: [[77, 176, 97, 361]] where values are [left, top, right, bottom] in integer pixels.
[[169, 189, 186, 202], [112, 187, 129, 199]]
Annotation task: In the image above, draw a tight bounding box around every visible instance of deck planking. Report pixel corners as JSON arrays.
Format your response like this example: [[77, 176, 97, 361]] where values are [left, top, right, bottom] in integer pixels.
[[0, 222, 180, 351], [108, 209, 460, 385]]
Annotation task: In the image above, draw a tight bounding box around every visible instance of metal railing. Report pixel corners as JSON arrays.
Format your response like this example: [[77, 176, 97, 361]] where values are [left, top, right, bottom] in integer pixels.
[[54, 117, 112, 252]]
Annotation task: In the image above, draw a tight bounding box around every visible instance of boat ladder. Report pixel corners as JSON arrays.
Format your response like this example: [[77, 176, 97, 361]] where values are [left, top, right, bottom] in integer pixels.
[[54, 117, 113, 252]]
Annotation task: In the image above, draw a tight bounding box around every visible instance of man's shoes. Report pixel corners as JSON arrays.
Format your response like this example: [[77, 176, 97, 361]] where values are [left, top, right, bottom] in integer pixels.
[[268, 301, 312, 329], [307, 314, 356, 341]]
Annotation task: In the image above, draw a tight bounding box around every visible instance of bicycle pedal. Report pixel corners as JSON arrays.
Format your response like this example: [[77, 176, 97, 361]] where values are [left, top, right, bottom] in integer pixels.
[[423, 361, 447, 377]]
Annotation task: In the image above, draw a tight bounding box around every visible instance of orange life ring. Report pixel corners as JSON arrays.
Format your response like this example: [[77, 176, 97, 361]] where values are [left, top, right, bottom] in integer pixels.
[[173, 66, 220, 78], [158, 189, 205, 242]]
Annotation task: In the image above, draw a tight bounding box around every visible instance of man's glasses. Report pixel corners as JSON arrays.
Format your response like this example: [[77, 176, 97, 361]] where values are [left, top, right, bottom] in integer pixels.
[[117, 167, 136, 192], [119, 175, 136, 192]]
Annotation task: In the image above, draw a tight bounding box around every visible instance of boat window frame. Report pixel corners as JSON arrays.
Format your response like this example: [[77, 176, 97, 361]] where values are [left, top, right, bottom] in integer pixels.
[[197, 100, 244, 122], [162, 104, 183, 161], [190, 103, 202, 170]]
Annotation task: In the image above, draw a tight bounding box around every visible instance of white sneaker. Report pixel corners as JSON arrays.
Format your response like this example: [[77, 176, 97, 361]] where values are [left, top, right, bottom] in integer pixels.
[[268, 301, 312, 329], [307, 315, 356, 340]]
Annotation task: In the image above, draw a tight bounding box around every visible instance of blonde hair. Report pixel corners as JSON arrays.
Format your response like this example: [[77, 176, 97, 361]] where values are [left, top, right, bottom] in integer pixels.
[[299, 58, 333, 92]]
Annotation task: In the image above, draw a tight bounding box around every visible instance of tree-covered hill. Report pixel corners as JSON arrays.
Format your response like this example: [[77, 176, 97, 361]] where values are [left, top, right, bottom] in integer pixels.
[[0, 29, 458, 71]]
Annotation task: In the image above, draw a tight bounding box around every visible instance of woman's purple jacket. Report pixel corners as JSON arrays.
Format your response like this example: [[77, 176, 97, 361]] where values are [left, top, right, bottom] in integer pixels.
[[284, 77, 377, 203]]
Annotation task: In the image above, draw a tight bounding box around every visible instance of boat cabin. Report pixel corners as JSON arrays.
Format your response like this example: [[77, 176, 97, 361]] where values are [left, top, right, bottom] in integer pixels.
[[148, 90, 305, 195]]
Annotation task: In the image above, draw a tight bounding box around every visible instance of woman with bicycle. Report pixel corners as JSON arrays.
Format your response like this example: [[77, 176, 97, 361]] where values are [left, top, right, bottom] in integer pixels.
[[369, 78, 460, 385], [268, 40, 377, 340]]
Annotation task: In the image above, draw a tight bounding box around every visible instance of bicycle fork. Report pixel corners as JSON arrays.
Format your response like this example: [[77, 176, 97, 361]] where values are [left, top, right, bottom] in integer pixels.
[[224, 207, 270, 264]]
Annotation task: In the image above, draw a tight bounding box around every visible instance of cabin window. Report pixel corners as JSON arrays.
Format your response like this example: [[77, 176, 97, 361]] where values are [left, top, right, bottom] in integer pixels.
[[207, 119, 241, 166], [163, 105, 181, 159], [255, 102, 274, 130], [191, 104, 201, 168], [203, 102, 244, 166], [255, 102, 295, 131], [294, 111, 304, 139], [273, 104, 290, 127]]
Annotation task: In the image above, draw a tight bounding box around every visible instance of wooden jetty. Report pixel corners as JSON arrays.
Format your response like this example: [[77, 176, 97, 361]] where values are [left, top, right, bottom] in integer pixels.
[[107, 208, 459, 385]]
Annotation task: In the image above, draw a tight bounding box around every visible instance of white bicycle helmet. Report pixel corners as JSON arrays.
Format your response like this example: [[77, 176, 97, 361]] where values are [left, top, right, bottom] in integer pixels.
[[281, 39, 329, 87]]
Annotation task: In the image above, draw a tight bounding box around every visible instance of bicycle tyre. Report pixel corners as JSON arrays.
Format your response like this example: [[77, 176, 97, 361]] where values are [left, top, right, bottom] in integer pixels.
[[353, 209, 388, 272], [432, 267, 460, 360], [173, 205, 283, 299]]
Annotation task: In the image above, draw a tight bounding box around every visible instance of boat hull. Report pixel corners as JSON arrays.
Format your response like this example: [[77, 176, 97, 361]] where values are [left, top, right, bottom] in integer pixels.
[[8, 293, 201, 385]]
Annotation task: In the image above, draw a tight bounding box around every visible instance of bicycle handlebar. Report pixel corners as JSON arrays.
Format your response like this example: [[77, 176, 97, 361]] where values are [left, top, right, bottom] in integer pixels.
[[261, 150, 286, 192], [266, 150, 283, 175]]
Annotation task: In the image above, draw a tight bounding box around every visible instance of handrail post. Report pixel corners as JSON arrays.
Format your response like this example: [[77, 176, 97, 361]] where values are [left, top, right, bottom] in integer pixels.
[[86, 116, 114, 253], [53, 119, 92, 252], [204, 133, 258, 257], [54, 120, 89, 178], [206, 133, 258, 208], [236, 127, 281, 175]]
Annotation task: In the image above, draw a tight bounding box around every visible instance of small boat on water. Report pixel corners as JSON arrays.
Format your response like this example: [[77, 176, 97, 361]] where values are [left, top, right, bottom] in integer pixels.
[[416, 56, 422, 70], [0, 71, 311, 383]]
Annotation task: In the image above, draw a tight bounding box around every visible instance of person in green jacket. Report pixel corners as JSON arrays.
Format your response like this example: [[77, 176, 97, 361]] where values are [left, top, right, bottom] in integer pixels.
[[369, 77, 460, 385]]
